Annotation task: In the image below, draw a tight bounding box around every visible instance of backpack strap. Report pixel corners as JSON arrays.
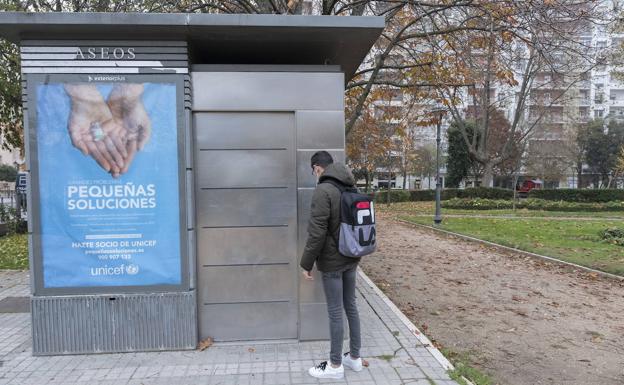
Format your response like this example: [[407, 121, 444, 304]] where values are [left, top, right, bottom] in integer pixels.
[[320, 178, 349, 248]]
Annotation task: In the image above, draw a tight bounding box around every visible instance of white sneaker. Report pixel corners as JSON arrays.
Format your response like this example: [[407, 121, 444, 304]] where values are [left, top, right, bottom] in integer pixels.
[[308, 361, 344, 379], [342, 352, 363, 372]]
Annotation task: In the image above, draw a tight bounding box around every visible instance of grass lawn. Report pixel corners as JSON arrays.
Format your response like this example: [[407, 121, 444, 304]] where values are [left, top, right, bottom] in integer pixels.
[[0, 233, 28, 270], [380, 201, 624, 219], [401, 214, 624, 276]]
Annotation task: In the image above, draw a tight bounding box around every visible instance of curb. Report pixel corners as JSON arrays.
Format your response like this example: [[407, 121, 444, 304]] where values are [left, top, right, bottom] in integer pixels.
[[356, 268, 455, 371], [396, 219, 624, 282]]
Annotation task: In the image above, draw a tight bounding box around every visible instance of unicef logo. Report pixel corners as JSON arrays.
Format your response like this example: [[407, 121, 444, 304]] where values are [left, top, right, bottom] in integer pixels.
[[125, 264, 139, 275]]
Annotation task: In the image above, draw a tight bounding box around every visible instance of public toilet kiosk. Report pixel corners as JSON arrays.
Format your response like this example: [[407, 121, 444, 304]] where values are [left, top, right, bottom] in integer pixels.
[[0, 12, 384, 355]]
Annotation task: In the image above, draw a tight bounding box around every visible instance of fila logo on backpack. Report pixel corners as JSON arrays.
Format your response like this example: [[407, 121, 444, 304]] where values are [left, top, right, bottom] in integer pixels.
[[323, 180, 377, 258]]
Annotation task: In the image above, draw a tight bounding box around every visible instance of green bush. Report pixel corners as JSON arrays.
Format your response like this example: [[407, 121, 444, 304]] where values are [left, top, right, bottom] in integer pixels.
[[456, 187, 514, 200], [529, 189, 624, 202], [0, 164, 17, 182], [0, 204, 27, 234], [443, 198, 514, 210], [409, 189, 436, 201], [388, 187, 513, 203], [373, 190, 411, 203], [599, 228, 624, 246], [443, 198, 624, 212]]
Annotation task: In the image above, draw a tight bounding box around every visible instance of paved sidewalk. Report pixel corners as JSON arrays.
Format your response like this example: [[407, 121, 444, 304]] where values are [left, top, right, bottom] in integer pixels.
[[0, 270, 459, 385]]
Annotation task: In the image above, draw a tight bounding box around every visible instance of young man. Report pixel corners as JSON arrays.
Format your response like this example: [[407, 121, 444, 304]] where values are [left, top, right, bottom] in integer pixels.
[[300, 151, 363, 380]]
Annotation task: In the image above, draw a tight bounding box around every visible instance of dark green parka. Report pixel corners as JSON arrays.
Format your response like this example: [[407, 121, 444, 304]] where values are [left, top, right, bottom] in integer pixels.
[[300, 163, 360, 272]]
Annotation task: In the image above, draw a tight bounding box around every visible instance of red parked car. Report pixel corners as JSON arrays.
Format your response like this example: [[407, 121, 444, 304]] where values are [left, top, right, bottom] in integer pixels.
[[516, 179, 543, 197]]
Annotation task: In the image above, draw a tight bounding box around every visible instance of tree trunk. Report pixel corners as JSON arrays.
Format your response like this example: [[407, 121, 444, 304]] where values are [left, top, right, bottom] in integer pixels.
[[482, 162, 494, 187], [577, 160, 583, 188], [402, 170, 407, 189]]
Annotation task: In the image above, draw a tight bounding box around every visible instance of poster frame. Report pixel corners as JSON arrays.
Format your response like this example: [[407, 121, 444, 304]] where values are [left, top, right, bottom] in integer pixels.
[[26, 73, 189, 295]]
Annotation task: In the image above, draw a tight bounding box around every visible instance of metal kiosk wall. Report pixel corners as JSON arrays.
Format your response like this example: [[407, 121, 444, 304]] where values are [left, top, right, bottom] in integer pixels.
[[0, 12, 384, 354], [192, 68, 346, 341]]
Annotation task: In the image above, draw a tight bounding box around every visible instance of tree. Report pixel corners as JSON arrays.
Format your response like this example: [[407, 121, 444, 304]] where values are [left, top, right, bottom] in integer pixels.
[[524, 141, 568, 187], [1, 1, 612, 165], [446, 120, 475, 188], [612, 145, 624, 188], [606, 121, 624, 188], [396, 128, 417, 189], [445, 109, 520, 187], [412, 144, 437, 190], [0, 33, 22, 151], [426, 2, 608, 186], [345, 93, 393, 192], [0, 164, 17, 182], [560, 120, 595, 188], [584, 119, 624, 188]]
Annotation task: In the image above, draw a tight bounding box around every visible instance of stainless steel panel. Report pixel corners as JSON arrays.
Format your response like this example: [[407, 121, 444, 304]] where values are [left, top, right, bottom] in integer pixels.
[[31, 292, 197, 355], [198, 226, 294, 265], [192, 72, 344, 111], [297, 188, 314, 257], [195, 112, 294, 149], [28, 233, 35, 293], [299, 303, 330, 341], [196, 188, 295, 228], [185, 109, 193, 169], [193, 108, 299, 341], [198, 265, 292, 303], [299, 267, 327, 303], [196, 150, 291, 188], [186, 169, 195, 230], [296, 111, 345, 149], [199, 302, 297, 341], [188, 229, 196, 290], [297, 150, 345, 188], [297, 189, 329, 303]]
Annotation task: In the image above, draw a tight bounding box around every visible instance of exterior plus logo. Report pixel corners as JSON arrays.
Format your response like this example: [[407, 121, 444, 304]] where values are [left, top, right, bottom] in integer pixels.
[[87, 75, 127, 82]]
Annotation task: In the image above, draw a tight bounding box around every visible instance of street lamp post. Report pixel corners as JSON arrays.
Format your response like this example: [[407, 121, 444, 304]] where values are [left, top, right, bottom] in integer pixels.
[[431, 104, 445, 225]]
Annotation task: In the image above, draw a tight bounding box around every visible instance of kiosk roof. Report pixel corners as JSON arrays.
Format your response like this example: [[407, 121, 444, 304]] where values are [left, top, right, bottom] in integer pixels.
[[0, 12, 384, 80]]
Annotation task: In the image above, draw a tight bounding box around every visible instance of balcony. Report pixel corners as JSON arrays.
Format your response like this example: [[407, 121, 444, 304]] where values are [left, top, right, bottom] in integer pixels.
[[610, 99, 624, 106], [528, 115, 565, 125]]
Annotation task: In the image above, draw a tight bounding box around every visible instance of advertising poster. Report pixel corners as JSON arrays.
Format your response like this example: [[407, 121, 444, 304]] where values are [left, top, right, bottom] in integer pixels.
[[35, 76, 182, 288]]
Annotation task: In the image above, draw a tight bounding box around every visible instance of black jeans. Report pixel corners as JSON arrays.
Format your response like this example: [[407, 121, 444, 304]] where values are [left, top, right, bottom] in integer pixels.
[[321, 264, 361, 366]]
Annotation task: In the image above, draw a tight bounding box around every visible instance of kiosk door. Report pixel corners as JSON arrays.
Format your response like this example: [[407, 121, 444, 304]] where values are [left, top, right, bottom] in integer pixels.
[[194, 112, 298, 341]]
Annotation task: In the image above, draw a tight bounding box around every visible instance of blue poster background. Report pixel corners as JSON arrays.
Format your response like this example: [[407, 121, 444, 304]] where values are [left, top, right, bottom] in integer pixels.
[[37, 82, 182, 288]]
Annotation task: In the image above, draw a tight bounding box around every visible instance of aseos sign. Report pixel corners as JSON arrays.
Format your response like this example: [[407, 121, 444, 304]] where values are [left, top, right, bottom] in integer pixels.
[[75, 47, 137, 60]]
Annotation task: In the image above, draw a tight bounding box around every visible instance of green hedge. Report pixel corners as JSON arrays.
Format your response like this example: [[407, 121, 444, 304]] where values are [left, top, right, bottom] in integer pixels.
[[528, 189, 624, 202], [443, 198, 624, 211], [374, 187, 514, 203]]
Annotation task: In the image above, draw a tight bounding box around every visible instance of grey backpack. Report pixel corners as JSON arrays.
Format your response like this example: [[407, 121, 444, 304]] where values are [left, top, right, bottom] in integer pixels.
[[323, 179, 376, 258]]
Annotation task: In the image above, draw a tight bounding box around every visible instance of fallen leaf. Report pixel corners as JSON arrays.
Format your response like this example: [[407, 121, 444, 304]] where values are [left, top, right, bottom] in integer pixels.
[[248, 347, 256, 353], [198, 337, 214, 351], [362, 359, 370, 367]]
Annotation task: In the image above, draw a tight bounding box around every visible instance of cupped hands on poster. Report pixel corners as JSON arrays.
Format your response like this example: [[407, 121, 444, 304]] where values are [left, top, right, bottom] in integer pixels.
[[64, 83, 152, 178]]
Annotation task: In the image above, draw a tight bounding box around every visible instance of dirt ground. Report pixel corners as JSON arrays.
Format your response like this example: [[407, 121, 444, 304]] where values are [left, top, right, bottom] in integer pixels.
[[360, 215, 624, 385]]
